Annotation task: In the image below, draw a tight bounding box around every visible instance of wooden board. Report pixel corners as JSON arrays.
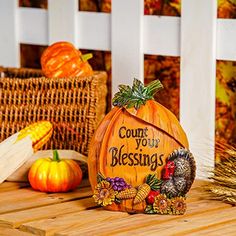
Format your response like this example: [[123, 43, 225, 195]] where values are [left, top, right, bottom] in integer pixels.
[[0, 180, 235, 236]]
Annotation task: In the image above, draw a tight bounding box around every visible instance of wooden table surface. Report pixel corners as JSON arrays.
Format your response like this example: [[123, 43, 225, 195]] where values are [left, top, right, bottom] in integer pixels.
[[0, 179, 235, 236]]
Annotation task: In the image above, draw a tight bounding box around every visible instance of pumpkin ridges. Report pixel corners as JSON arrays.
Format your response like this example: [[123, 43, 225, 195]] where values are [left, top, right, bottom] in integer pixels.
[[41, 42, 75, 61], [98, 108, 124, 177], [67, 160, 83, 189], [41, 41, 93, 78], [126, 100, 189, 148], [64, 160, 77, 191], [28, 151, 82, 193], [45, 54, 80, 78], [88, 107, 121, 189]]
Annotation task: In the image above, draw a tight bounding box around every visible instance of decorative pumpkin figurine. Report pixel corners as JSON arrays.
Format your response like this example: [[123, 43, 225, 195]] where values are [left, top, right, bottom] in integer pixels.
[[41, 41, 93, 78], [28, 150, 82, 192], [88, 79, 196, 214]]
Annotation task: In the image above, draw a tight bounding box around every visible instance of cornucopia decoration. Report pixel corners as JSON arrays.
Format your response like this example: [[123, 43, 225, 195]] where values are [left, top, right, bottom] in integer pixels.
[[88, 79, 196, 214]]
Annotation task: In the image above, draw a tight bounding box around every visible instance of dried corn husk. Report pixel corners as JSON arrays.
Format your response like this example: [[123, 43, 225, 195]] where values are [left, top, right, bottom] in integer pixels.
[[0, 133, 33, 184]]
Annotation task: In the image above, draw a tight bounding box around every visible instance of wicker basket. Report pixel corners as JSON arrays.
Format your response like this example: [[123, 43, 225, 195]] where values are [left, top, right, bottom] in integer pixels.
[[0, 67, 107, 156]]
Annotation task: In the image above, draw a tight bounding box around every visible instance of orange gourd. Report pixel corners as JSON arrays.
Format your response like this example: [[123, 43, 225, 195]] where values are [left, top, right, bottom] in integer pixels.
[[41, 41, 93, 78], [88, 79, 196, 214], [28, 150, 82, 193]]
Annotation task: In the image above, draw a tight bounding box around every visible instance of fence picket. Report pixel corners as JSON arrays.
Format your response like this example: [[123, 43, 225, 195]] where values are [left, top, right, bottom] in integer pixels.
[[0, 0, 19, 67], [48, 0, 78, 45], [112, 0, 144, 95], [180, 0, 217, 178]]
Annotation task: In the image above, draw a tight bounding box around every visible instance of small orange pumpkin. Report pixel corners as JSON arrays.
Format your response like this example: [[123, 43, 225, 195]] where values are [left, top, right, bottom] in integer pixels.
[[41, 41, 93, 78], [88, 79, 195, 214], [28, 150, 82, 192]]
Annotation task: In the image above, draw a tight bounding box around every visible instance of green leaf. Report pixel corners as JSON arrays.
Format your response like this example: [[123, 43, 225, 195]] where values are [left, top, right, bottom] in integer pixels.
[[112, 78, 164, 109], [97, 172, 106, 183], [146, 174, 162, 190], [145, 205, 156, 214]]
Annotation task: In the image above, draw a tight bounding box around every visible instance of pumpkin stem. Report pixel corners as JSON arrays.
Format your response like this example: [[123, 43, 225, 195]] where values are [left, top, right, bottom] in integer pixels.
[[81, 53, 93, 62], [112, 79, 163, 109], [52, 150, 60, 162]]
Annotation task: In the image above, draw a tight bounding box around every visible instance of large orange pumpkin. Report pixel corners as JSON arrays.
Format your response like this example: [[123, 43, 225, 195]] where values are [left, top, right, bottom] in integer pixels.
[[41, 41, 93, 78], [88, 79, 195, 214]]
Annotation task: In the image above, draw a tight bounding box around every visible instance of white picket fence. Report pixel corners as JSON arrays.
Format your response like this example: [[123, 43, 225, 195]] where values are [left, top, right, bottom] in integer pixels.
[[0, 0, 236, 178]]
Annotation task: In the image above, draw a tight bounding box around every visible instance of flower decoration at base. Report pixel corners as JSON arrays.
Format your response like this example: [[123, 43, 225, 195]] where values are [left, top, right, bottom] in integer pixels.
[[153, 194, 171, 214], [93, 180, 117, 206], [171, 197, 187, 215]]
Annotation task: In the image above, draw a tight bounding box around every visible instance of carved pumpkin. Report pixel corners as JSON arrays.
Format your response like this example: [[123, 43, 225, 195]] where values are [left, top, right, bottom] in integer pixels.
[[41, 41, 93, 78], [88, 79, 196, 214]]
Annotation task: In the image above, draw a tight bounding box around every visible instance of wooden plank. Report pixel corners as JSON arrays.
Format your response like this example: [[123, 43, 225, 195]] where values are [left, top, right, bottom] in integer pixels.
[[0, 178, 89, 193], [51, 200, 231, 236], [128, 207, 236, 236], [0, 227, 33, 236], [19, 209, 128, 236], [180, 0, 217, 179], [0, 197, 96, 229], [0, 188, 46, 202], [187, 219, 236, 236], [0, 186, 92, 214], [0, 182, 30, 192]]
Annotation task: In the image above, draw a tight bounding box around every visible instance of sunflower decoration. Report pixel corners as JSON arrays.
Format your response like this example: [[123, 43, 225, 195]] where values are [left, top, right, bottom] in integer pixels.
[[170, 196, 187, 215], [93, 180, 117, 206], [153, 194, 171, 214]]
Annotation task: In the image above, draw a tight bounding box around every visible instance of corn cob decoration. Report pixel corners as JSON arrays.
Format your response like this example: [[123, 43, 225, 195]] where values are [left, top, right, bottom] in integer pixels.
[[116, 187, 137, 200], [0, 121, 53, 184], [16, 121, 53, 151], [134, 174, 162, 205]]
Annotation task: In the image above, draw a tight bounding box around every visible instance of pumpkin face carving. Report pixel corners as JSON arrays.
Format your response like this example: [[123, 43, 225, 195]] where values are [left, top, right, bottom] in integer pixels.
[[41, 41, 93, 78], [88, 79, 195, 214]]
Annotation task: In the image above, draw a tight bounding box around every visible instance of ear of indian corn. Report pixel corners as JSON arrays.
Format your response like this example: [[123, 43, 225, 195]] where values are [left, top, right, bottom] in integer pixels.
[[15, 121, 53, 151], [0, 121, 53, 184], [133, 183, 151, 204], [116, 188, 137, 200]]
